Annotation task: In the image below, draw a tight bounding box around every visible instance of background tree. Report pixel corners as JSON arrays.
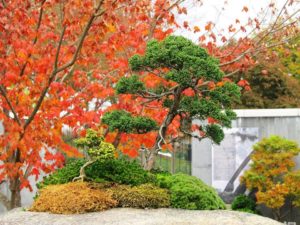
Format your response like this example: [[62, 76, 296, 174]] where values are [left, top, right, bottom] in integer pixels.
[[115, 35, 241, 170], [241, 136, 300, 221], [233, 60, 300, 109]]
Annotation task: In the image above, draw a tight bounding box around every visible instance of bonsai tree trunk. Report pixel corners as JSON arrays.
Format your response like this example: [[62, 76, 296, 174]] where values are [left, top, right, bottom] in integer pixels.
[[73, 160, 96, 182], [144, 88, 182, 171]]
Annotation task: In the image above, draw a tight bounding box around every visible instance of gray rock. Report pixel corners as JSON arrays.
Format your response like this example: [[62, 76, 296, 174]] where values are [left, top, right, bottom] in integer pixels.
[[0, 208, 282, 225]]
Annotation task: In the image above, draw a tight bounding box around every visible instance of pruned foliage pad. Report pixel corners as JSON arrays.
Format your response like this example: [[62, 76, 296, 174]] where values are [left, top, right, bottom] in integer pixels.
[[111, 184, 170, 209], [30, 182, 117, 214], [156, 173, 226, 210], [38, 158, 155, 189]]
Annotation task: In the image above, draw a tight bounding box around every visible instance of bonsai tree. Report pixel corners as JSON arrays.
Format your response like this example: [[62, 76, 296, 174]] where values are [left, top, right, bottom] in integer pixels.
[[241, 136, 300, 221], [73, 129, 115, 181], [116, 35, 241, 170]]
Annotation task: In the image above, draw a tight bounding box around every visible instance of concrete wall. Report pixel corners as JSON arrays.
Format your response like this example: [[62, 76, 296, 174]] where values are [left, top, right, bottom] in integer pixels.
[[192, 108, 300, 187]]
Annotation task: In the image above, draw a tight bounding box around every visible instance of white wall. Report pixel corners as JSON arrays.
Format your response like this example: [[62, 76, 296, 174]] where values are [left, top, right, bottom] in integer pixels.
[[192, 108, 300, 191]]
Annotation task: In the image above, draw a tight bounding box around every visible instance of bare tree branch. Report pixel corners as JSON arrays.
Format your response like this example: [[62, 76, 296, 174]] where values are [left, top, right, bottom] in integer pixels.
[[20, 0, 46, 77], [1, 0, 6, 8], [0, 85, 22, 126], [54, 26, 66, 71]]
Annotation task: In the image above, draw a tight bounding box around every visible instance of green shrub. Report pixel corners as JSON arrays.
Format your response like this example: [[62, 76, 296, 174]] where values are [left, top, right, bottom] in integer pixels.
[[37, 159, 85, 189], [86, 159, 156, 186], [156, 173, 226, 210], [155, 172, 173, 189], [111, 183, 170, 208], [38, 158, 155, 188], [231, 194, 256, 211]]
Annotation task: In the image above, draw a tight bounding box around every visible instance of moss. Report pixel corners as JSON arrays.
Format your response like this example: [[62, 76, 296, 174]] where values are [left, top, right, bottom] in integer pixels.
[[156, 173, 226, 210], [111, 183, 170, 209]]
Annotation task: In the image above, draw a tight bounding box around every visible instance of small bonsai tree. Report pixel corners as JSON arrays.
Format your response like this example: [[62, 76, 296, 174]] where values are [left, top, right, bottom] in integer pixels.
[[73, 129, 115, 181], [116, 35, 241, 170], [241, 136, 300, 221]]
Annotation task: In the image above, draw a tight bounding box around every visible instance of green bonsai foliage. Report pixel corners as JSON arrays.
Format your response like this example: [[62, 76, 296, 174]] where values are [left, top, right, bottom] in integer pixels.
[[37, 159, 85, 189], [115, 36, 240, 169], [116, 75, 145, 94], [74, 129, 115, 161], [85, 159, 156, 186], [73, 129, 115, 181], [156, 173, 226, 210], [102, 110, 157, 134], [38, 158, 155, 188]]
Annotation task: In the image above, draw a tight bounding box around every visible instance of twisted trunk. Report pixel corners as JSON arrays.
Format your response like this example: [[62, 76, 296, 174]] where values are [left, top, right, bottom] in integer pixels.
[[144, 87, 183, 171]]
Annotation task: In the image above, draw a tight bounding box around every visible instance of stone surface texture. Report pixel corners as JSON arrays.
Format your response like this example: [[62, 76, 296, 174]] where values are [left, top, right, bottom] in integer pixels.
[[0, 208, 283, 225]]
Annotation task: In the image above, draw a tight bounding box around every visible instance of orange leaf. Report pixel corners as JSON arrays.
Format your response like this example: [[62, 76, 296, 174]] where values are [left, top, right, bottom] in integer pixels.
[[242, 6, 249, 12]]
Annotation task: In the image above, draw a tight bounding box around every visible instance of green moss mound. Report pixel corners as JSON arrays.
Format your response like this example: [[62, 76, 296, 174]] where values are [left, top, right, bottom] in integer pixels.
[[156, 173, 226, 210], [38, 158, 155, 188], [86, 159, 156, 186], [31, 182, 117, 214], [37, 159, 85, 189], [111, 183, 170, 209]]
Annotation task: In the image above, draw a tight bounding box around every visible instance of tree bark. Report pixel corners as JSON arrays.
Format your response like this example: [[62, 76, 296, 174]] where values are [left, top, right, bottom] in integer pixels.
[[112, 131, 121, 148], [9, 177, 21, 209], [144, 87, 183, 170], [9, 148, 21, 209]]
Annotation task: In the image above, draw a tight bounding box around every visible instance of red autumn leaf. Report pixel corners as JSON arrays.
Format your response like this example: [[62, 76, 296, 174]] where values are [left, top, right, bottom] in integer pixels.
[[182, 7, 187, 14], [221, 36, 227, 43], [240, 26, 246, 32], [207, 117, 218, 124], [237, 79, 250, 87], [31, 168, 40, 181], [182, 88, 195, 97], [183, 21, 189, 29]]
